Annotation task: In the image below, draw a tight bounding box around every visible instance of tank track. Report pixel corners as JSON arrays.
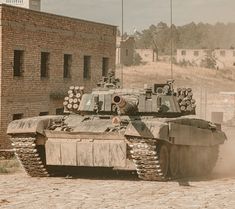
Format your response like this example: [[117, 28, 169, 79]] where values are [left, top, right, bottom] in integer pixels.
[[128, 138, 167, 181], [127, 137, 219, 181], [11, 136, 49, 177]]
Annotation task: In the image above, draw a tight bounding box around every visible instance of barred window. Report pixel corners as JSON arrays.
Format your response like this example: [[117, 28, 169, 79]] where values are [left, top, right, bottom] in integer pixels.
[[6, 0, 24, 4]]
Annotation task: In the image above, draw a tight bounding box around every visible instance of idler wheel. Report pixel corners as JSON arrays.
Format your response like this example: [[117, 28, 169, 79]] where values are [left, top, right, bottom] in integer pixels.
[[169, 145, 179, 178]]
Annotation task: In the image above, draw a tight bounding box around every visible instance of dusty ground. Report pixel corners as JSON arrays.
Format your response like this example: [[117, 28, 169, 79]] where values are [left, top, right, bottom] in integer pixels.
[[0, 126, 235, 209], [0, 172, 235, 209]]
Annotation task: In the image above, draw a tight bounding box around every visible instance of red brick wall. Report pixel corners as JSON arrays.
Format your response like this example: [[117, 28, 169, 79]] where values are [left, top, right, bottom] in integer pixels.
[[0, 5, 116, 148]]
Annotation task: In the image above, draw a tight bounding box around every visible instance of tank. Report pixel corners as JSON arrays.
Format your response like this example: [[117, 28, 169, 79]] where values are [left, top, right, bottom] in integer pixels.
[[7, 74, 227, 181]]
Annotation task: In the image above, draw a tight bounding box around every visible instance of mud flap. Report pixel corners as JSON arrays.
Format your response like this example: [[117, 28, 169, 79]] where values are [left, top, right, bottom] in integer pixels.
[[45, 139, 127, 167]]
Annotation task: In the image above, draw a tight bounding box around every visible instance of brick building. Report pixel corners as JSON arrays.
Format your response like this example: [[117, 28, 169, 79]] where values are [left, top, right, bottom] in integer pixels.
[[0, 4, 116, 149]]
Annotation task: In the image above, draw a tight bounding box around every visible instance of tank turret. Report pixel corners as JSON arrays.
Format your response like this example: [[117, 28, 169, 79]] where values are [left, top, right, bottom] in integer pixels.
[[112, 95, 138, 115]]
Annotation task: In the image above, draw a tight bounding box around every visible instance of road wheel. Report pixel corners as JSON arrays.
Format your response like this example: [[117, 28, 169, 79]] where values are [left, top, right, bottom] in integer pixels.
[[157, 144, 169, 178], [169, 145, 179, 178]]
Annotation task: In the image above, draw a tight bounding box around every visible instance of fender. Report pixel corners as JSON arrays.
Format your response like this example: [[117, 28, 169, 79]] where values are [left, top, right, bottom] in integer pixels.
[[7, 115, 63, 136], [124, 120, 169, 140], [124, 118, 227, 146], [169, 122, 227, 146]]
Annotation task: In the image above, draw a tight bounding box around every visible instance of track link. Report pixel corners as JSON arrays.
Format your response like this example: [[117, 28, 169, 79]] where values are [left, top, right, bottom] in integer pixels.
[[11, 136, 49, 177], [128, 138, 167, 181]]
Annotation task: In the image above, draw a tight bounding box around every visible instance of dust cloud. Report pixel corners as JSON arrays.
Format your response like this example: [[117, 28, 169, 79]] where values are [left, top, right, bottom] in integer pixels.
[[214, 127, 235, 178]]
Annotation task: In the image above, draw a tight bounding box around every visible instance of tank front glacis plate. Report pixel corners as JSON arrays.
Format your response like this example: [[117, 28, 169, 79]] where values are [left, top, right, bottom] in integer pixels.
[[44, 130, 129, 168]]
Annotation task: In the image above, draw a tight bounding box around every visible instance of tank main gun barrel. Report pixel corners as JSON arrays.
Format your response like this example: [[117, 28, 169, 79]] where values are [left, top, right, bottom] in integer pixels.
[[113, 95, 138, 115]]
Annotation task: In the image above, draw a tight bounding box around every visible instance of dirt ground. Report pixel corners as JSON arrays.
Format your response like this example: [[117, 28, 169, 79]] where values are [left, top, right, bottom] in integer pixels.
[[0, 126, 235, 209]]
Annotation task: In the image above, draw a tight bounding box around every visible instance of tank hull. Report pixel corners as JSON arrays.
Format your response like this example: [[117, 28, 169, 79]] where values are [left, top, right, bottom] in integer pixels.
[[8, 115, 226, 181]]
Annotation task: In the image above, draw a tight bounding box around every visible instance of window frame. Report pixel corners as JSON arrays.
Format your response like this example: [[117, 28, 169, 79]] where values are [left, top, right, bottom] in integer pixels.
[[63, 54, 72, 79], [126, 49, 129, 56], [39, 112, 49, 116], [40, 52, 50, 79], [12, 113, 23, 121], [181, 50, 186, 56], [102, 57, 109, 77], [56, 108, 64, 115], [13, 50, 24, 77], [83, 55, 91, 80]]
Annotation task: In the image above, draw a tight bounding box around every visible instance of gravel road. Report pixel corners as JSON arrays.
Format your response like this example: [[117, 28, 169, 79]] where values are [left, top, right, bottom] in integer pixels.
[[0, 172, 235, 209]]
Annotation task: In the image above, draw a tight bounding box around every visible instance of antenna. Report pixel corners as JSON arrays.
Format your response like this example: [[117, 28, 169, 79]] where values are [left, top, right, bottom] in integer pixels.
[[170, 0, 173, 79]]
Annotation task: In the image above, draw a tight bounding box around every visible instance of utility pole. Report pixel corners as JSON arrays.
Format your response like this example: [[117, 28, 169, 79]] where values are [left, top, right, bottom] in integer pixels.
[[170, 0, 173, 79], [122, 0, 124, 41], [121, 0, 124, 88]]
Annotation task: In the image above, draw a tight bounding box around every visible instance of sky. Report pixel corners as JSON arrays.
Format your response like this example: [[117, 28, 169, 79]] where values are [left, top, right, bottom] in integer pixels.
[[41, 0, 235, 34]]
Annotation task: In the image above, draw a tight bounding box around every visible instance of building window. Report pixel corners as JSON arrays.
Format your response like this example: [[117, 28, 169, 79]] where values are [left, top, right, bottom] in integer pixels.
[[102, 57, 109, 77], [83, 56, 91, 80], [41, 52, 50, 78], [220, 50, 226, 57], [39, 112, 49, 116], [56, 108, 64, 115], [194, 51, 199, 56], [6, 0, 23, 4], [13, 113, 23, 121], [126, 49, 129, 56], [181, 50, 186, 56], [64, 54, 72, 78], [13, 50, 24, 77]]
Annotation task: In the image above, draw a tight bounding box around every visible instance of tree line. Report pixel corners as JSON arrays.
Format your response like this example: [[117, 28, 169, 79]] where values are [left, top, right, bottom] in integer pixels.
[[133, 22, 235, 56]]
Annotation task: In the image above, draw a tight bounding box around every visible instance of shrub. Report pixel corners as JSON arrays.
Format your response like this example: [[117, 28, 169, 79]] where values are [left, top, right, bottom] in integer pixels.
[[133, 52, 143, 65], [0, 158, 20, 174], [200, 57, 216, 69]]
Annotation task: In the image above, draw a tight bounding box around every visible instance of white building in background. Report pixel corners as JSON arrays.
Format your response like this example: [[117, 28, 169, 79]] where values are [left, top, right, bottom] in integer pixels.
[[177, 49, 235, 69], [0, 0, 41, 11]]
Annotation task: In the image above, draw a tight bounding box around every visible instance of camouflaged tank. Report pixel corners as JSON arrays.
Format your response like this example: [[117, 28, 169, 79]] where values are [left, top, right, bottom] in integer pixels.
[[7, 74, 227, 181]]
